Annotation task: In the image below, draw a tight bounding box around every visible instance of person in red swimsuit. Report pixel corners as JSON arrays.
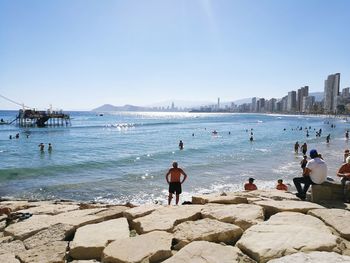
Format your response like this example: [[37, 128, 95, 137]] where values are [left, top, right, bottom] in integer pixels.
[[244, 177, 257, 191], [276, 179, 288, 191], [165, 162, 188, 205]]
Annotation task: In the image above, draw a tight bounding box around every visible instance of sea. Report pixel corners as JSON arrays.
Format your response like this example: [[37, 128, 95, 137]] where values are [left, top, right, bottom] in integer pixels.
[[0, 110, 349, 204]]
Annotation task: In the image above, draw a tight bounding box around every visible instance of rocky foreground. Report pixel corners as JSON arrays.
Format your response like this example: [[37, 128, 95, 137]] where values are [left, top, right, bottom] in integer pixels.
[[1, 190, 350, 263]]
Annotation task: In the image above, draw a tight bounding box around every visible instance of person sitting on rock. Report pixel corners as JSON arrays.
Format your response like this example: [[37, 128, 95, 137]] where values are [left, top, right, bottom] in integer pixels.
[[336, 156, 350, 202], [293, 149, 327, 200], [244, 177, 257, 191], [276, 179, 288, 191]]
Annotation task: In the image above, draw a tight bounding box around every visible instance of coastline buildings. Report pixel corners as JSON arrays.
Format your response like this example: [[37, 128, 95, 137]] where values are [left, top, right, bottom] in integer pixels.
[[191, 72, 350, 114]]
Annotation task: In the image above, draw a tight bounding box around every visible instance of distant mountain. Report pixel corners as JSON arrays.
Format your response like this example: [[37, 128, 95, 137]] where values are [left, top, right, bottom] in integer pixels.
[[92, 104, 148, 112]]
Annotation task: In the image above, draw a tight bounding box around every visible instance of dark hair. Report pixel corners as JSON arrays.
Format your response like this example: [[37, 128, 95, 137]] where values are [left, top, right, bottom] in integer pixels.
[[173, 162, 178, 168]]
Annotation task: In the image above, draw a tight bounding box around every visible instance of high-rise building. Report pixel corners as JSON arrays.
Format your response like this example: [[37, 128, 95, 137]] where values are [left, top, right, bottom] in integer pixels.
[[287, 91, 297, 112], [266, 98, 277, 112], [302, 96, 315, 113], [324, 73, 340, 113], [257, 98, 265, 112], [342, 87, 350, 98], [217, 98, 220, 109], [251, 97, 257, 112], [297, 86, 309, 112]]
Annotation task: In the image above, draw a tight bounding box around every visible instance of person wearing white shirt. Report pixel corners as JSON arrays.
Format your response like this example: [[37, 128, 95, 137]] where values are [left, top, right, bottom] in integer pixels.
[[293, 149, 327, 200]]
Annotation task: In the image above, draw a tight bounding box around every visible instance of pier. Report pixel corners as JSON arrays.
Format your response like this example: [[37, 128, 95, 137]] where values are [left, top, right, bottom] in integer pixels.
[[16, 109, 71, 127]]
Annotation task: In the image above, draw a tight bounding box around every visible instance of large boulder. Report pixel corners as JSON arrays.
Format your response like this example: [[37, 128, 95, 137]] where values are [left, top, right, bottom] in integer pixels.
[[23, 223, 73, 249], [237, 190, 300, 201], [123, 204, 161, 221], [17, 202, 80, 215], [201, 204, 264, 230], [192, 193, 248, 205], [92, 206, 128, 221], [308, 209, 350, 240], [17, 241, 68, 263], [5, 208, 107, 240], [267, 251, 350, 263], [163, 241, 256, 263], [0, 240, 25, 255], [70, 218, 130, 260], [253, 200, 324, 217], [102, 231, 173, 263], [236, 212, 339, 263], [0, 201, 34, 212], [172, 218, 243, 250], [132, 205, 202, 234], [1, 253, 21, 263]]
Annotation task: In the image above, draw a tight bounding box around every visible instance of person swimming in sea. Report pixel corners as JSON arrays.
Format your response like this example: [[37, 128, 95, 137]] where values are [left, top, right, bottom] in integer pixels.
[[179, 140, 184, 150], [250, 136, 254, 142], [38, 143, 44, 152], [48, 143, 52, 152]]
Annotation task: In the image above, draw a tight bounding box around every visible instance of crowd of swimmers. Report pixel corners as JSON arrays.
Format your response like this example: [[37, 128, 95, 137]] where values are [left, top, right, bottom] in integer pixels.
[[177, 127, 255, 151]]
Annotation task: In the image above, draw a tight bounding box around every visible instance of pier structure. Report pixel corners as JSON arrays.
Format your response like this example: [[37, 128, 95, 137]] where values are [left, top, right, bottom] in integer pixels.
[[16, 109, 71, 127]]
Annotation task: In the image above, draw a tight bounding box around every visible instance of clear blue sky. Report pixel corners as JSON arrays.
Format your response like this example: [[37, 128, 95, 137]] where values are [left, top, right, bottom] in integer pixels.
[[0, 0, 349, 110]]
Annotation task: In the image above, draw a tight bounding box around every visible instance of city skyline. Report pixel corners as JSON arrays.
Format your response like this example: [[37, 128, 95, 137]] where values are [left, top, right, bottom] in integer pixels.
[[1, 0, 350, 110]]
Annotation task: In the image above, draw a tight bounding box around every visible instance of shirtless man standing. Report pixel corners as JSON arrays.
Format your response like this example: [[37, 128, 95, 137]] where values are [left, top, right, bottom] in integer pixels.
[[165, 162, 188, 205]]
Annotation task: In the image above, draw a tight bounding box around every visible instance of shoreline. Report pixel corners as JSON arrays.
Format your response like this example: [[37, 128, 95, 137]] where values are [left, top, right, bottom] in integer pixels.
[[1, 189, 350, 262]]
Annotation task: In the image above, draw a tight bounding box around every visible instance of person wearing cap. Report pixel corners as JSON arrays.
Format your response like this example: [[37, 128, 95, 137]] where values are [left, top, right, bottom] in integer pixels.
[[293, 149, 327, 200], [244, 178, 257, 191], [337, 156, 350, 202], [276, 179, 288, 191]]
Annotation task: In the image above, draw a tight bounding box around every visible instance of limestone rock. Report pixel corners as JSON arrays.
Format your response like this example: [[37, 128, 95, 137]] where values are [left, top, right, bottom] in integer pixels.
[[0, 220, 6, 231], [4, 214, 52, 240], [308, 208, 350, 240], [102, 231, 172, 263], [5, 208, 107, 240], [23, 223, 73, 249], [192, 193, 248, 205], [0, 201, 33, 212], [267, 251, 350, 263], [201, 204, 264, 230], [253, 200, 324, 217], [17, 202, 80, 215], [17, 241, 68, 263], [70, 218, 130, 260], [172, 218, 243, 250], [0, 235, 13, 243], [237, 212, 339, 263], [132, 205, 202, 234], [238, 190, 300, 201], [123, 204, 161, 220], [163, 241, 256, 263], [0, 240, 25, 255], [71, 261, 100, 263], [1, 253, 21, 263], [93, 206, 128, 221]]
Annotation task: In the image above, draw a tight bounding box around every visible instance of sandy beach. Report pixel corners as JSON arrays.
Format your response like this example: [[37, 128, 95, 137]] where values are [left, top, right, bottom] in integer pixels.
[[1, 189, 350, 263]]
